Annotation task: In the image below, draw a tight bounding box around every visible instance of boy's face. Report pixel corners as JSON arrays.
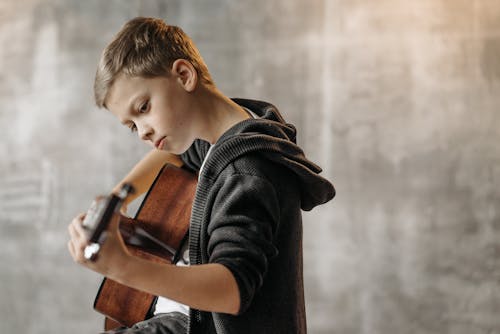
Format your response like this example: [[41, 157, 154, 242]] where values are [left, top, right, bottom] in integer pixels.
[[105, 72, 197, 154]]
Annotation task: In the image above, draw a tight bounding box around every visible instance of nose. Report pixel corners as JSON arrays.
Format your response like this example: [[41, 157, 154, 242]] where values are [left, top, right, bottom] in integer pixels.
[[137, 123, 153, 141]]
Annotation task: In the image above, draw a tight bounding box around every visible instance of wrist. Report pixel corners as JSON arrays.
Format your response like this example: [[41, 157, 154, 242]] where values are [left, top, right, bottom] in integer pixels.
[[108, 251, 134, 284]]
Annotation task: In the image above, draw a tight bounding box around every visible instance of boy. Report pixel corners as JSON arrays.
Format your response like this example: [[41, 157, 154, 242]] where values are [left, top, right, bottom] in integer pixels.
[[68, 17, 335, 334]]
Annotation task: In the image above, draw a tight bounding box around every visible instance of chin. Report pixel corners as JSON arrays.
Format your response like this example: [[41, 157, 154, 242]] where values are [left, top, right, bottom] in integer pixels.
[[164, 144, 190, 155]]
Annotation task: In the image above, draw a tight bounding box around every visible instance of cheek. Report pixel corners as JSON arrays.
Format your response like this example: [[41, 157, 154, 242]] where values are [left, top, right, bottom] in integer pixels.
[[163, 111, 186, 132]]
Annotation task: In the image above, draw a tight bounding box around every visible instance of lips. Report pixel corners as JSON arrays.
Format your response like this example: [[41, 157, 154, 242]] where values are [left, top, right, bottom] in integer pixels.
[[155, 137, 166, 149]]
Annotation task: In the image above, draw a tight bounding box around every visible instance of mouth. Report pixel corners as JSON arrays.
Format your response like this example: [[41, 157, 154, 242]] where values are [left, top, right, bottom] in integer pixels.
[[154, 137, 166, 150]]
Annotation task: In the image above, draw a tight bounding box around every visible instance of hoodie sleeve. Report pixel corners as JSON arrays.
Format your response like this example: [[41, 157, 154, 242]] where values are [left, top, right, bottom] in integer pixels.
[[207, 173, 280, 314]]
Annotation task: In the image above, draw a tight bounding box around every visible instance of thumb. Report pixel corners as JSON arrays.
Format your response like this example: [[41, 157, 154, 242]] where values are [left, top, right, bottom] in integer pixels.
[[107, 210, 122, 233], [98, 211, 125, 249]]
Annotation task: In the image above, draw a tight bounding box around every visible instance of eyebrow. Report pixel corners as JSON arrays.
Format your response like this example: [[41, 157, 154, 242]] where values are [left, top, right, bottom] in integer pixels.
[[119, 94, 144, 125]]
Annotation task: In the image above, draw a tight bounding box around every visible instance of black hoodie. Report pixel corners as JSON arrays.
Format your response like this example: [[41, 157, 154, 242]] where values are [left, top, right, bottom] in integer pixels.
[[180, 99, 335, 334]]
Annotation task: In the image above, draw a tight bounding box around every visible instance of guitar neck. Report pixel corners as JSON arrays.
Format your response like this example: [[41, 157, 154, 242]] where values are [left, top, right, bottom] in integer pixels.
[[82, 184, 135, 261], [118, 216, 177, 259]]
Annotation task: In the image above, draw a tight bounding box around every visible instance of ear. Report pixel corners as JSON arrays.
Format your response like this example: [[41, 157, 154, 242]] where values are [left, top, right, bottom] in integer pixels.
[[171, 59, 198, 92]]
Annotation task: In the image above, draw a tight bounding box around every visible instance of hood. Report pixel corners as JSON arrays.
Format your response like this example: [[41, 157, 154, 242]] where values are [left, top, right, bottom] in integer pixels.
[[201, 98, 335, 211]]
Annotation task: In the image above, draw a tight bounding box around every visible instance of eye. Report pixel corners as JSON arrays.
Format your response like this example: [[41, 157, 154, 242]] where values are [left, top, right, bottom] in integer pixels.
[[129, 123, 137, 133], [138, 100, 149, 113]]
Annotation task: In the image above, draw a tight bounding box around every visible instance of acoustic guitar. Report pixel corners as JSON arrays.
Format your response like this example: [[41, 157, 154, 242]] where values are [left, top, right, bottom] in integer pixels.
[[81, 164, 197, 330]]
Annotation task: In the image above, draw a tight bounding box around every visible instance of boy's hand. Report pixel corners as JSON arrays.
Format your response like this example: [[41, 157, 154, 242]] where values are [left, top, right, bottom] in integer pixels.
[[67, 211, 130, 279]]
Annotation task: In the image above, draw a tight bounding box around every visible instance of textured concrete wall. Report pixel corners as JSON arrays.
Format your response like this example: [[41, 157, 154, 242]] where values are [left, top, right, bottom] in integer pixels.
[[1, 1, 499, 333]]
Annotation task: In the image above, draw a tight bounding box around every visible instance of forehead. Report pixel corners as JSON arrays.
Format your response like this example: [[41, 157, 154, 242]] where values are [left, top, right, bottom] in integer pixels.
[[105, 74, 145, 112]]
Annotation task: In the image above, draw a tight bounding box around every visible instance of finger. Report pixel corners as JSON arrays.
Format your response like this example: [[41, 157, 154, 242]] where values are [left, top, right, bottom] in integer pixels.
[[68, 237, 90, 264], [70, 213, 88, 236], [68, 212, 86, 230], [67, 222, 78, 240], [100, 214, 129, 256], [73, 217, 88, 235], [120, 203, 128, 215], [67, 240, 76, 260], [68, 226, 86, 254], [94, 195, 106, 203], [68, 221, 86, 243], [107, 212, 121, 232], [67, 239, 83, 264]]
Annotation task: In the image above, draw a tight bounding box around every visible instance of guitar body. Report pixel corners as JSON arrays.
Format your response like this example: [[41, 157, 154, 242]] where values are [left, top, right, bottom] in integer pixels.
[[92, 164, 197, 330]]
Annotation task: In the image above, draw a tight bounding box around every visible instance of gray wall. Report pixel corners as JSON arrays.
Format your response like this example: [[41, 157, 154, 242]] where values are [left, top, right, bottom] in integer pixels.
[[1, 1, 499, 333]]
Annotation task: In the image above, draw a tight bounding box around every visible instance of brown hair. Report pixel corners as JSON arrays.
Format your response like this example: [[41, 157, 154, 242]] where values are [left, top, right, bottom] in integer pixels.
[[94, 17, 214, 108]]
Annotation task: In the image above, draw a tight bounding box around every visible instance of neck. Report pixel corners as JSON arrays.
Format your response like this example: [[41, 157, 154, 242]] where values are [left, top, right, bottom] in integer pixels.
[[191, 85, 250, 144]]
